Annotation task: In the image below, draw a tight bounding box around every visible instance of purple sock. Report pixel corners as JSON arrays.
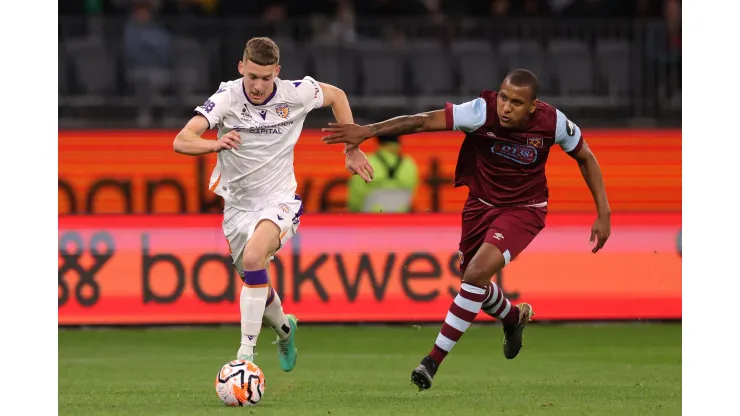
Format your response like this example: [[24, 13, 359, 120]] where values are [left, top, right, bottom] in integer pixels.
[[242, 269, 268, 287]]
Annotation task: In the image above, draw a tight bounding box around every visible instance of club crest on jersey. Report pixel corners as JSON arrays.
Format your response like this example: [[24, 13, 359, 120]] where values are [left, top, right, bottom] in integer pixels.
[[491, 142, 538, 164], [527, 138, 544, 148], [278, 203, 290, 214], [275, 103, 290, 119], [458, 250, 464, 266], [566, 119, 576, 136]]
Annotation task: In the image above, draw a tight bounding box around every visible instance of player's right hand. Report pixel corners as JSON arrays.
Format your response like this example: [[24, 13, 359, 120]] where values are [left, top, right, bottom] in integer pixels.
[[321, 123, 372, 148], [345, 147, 374, 183], [211, 130, 242, 152]]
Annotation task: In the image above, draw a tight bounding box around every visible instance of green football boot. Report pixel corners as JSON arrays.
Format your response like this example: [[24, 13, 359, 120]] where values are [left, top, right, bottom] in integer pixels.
[[276, 314, 298, 372]]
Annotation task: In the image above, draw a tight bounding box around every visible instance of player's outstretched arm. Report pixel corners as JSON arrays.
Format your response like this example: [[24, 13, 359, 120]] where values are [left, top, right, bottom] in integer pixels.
[[321, 109, 448, 148], [173, 115, 240, 156], [571, 142, 611, 253]]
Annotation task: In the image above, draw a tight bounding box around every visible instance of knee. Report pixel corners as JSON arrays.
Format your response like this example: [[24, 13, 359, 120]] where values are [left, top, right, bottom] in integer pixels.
[[462, 263, 499, 287], [242, 249, 269, 271]]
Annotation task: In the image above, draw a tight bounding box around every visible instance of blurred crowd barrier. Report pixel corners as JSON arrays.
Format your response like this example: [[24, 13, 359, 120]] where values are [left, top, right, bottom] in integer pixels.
[[58, 129, 682, 215], [59, 16, 681, 128], [58, 213, 681, 325], [58, 126, 681, 325]]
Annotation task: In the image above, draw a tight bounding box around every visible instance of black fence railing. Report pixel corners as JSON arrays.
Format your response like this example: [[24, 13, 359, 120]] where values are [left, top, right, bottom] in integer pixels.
[[59, 17, 681, 128]]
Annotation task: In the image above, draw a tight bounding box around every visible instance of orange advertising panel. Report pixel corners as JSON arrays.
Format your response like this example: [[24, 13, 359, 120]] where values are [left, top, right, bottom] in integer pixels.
[[58, 213, 681, 325], [58, 129, 681, 215]]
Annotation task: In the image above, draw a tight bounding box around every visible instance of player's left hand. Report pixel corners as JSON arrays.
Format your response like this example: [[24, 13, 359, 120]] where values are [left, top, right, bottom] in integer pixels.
[[590, 214, 611, 253], [345, 148, 374, 183]]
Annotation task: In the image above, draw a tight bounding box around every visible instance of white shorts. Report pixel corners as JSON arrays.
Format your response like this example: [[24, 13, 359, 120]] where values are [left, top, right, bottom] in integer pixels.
[[222, 197, 303, 274]]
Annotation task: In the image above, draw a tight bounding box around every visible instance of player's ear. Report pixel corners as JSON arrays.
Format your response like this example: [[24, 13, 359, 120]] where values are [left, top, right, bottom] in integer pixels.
[[530, 100, 538, 114], [238, 61, 245, 76], [274, 64, 281, 79]]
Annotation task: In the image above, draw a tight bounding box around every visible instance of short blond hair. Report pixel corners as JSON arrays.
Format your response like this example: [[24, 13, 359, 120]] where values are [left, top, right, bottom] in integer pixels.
[[243, 37, 280, 66]]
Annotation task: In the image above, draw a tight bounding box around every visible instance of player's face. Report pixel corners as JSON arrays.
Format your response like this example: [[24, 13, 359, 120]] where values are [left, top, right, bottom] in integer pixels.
[[239, 59, 280, 104], [496, 81, 537, 129]]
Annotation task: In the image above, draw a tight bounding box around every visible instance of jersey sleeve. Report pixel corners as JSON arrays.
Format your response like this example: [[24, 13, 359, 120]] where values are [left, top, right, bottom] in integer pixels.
[[293, 76, 324, 112], [193, 84, 231, 129], [555, 109, 584, 155], [444, 98, 487, 133]]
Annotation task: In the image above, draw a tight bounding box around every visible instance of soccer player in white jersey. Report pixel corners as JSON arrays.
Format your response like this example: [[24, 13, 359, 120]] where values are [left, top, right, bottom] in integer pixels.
[[173, 37, 374, 371]]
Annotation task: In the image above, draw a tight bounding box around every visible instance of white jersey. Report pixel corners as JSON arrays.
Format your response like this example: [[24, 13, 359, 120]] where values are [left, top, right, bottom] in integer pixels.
[[194, 76, 324, 211]]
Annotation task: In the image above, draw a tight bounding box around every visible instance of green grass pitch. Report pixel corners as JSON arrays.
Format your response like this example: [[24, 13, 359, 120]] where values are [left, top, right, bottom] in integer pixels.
[[59, 323, 681, 415]]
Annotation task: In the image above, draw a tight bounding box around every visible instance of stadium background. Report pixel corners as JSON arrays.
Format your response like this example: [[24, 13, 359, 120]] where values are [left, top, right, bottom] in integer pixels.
[[59, 1, 681, 413], [59, 0, 681, 325]]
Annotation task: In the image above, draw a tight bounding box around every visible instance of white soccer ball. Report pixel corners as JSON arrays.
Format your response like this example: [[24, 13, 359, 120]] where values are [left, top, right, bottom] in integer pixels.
[[214, 359, 265, 406]]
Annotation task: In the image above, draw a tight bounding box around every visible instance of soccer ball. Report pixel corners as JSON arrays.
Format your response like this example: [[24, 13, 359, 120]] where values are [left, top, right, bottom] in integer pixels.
[[214, 360, 265, 406]]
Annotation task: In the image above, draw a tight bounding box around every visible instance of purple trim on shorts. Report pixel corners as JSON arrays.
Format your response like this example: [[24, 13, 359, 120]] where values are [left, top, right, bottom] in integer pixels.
[[242, 269, 268, 286], [294, 194, 304, 218]]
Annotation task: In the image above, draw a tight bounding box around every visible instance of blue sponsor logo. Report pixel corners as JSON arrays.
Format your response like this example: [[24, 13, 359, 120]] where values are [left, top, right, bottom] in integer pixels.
[[491, 142, 538, 164]]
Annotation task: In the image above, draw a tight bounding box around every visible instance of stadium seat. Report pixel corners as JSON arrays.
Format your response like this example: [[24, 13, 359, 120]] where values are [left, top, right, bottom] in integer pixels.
[[270, 36, 307, 82], [498, 39, 552, 94], [596, 40, 632, 97], [450, 40, 499, 96], [271, 36, 298, 53], [306, 45, 359, 95], [548, 39, 596, 95], [275, 50, 307, 83], [356, 39, 407, 96], [59, 43, 69, 95], [409, 40, 455, 95], [172, 37, 213, 94], [65, 37, 118, 95]]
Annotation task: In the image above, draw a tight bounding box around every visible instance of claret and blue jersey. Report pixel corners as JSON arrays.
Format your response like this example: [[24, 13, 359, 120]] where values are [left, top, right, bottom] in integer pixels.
[[445, 91, 584, 207]]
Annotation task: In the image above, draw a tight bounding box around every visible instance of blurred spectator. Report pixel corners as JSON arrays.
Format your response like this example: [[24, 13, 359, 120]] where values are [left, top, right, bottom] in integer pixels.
[[490, 0, 510, 17], [419, 0, 456, 44], [420, 0, 445, 22], [382, 24, 409, 48], [123, 0, 173, 126], [316, 0, 357, 46], [645, 0, 681, 100], [347, 135, 420, 213], [263, 1, 288, 22]]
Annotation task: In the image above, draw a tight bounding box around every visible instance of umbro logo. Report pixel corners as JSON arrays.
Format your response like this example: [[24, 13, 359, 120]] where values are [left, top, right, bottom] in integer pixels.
[[492, 232, 504, 240]]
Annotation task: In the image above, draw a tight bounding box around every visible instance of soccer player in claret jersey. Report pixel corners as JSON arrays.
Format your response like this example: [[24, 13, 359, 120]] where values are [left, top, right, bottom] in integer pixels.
[[173, 37, 374, 371], [322, 69, 611, 390]]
